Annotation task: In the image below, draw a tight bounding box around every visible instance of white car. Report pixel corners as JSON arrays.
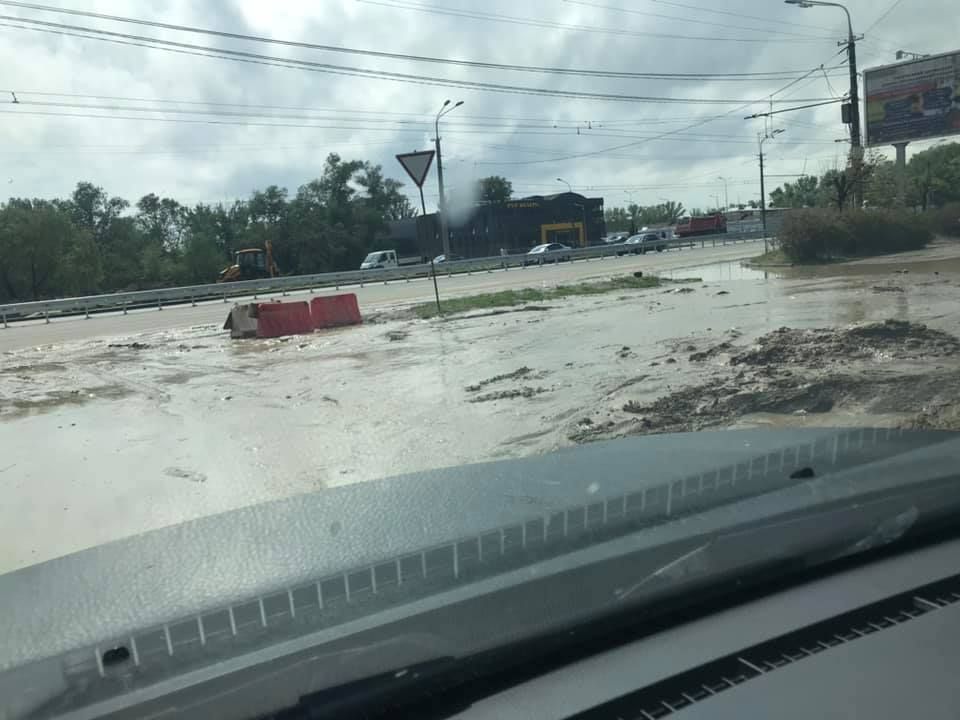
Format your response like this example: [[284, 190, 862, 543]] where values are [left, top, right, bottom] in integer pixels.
[[524, 243, 572, 265]]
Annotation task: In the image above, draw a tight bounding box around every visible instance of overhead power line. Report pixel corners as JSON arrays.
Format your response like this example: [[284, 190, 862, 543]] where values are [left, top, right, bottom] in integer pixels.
[[354, 0, 836, 43], [0, 18, 839, 105], [7, 90, 771, 126], [0, 0, 844, 78], [632, 0, 838, 32], [562, 0, 834, 39], [863, 0, 909, 36], [476, 51, 847, 165]]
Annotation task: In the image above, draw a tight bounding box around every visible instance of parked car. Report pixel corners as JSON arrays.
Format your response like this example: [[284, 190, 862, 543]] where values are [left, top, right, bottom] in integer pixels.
[[524, 242, 572, 265], [618, 232, 668, 255]]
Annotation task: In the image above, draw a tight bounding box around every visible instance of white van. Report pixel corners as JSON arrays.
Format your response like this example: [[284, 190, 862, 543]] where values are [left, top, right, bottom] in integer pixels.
[[359, 249, 425, 270]]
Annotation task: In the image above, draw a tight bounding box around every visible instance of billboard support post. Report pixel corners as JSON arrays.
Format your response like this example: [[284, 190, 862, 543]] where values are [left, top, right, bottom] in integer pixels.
[[893, 142, 909, 206]]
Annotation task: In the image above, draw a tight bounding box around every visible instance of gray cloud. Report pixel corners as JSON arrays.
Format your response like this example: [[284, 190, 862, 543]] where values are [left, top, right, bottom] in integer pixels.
[[0, 0, 955, 211]]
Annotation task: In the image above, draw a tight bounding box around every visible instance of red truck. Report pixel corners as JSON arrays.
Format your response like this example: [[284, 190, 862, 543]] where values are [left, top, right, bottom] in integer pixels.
[[674, 213, 727, 238]]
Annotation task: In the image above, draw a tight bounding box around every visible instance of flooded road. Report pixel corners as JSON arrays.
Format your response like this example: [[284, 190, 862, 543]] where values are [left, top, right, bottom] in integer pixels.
[[2, 241, 960, 572]]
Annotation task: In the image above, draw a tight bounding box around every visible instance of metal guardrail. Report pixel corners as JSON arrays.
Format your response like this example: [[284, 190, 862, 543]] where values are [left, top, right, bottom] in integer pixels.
[[0, 230, 766, 326]]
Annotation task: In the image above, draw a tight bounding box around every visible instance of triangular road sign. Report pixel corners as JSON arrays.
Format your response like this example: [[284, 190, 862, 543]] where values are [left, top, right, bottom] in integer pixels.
[[396, 150, 435, 188]]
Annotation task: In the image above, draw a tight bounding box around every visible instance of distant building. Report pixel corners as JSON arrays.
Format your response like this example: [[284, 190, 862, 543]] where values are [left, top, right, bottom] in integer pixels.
[[379, 191, 605, 259]]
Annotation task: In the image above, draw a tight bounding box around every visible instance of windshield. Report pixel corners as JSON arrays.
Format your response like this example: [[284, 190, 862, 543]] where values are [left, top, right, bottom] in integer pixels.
[[1, 0, 958, 717]]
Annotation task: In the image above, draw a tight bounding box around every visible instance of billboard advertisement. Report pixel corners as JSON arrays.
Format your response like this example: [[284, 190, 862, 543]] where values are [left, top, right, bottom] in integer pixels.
[[864, 50, 960, 146]]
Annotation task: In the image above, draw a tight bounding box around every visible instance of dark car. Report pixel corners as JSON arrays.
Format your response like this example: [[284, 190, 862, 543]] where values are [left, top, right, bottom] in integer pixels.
[[618, 232, 669, 255]]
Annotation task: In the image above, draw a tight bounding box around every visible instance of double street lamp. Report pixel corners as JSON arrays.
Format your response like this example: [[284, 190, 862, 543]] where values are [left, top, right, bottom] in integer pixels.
[[434, 99, 463, 257]]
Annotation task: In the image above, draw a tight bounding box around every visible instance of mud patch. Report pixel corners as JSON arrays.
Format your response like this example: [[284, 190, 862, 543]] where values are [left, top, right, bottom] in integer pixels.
[[730, 320, 960, 368], [465, 366, 536, 392], [469, 386, 548, 403], [385, 330, 409, 342], [163, 466, 207, 483], [689, 342, 733, 362], [0, 362, 67, 375], [107, 342, 151, 350], [0, 384, 135, 419], [572, 319, 960, 442]]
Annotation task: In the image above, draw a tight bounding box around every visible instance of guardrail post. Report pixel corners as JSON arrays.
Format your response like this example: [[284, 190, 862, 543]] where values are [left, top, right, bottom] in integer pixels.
[[191, 294, 196, 307], [157, 298, 163, 311], [2, 311, 7, 329], [222, 293, 227, 303], [84, 304, 90, 319], [44, 310, 49, 324], [123, 301, 128, 315]]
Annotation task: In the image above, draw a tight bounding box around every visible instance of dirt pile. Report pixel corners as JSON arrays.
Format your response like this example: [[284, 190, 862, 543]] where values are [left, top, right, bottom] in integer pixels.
[[730, 320, 960, 368], [573, 320, 960, 441]]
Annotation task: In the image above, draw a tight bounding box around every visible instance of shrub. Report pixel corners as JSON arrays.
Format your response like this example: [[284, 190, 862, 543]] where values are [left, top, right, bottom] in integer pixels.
[[778, 209, 852, 262], [928, 202, 960, 238], [778, 208, 931, 263]]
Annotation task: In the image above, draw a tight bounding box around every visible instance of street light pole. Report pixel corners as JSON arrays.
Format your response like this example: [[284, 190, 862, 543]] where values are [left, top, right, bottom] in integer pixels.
[[434, 99, 463, 258], [785, 0, 862, 207], [759, 129, 785, 253], [717, 176, 729, 210], [556, 177, 572, 193]]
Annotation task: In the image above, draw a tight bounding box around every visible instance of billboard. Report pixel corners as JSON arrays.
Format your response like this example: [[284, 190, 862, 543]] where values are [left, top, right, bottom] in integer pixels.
[[864, 50, 960, 146]]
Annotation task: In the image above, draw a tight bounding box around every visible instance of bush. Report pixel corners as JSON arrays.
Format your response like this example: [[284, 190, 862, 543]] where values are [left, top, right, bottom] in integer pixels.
[[778, 209, 853, 262], [928, 202, 960, 238], [777, 208, 931, 263]]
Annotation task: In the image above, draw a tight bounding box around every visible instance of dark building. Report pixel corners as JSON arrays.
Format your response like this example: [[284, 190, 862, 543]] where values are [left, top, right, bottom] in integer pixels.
[[381, 192, 605, 259]]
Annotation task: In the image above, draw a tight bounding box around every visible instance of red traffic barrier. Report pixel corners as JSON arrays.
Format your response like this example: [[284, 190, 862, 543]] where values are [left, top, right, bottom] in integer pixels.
[[310, 294, 362, 330], [255, 301, 313, 338]]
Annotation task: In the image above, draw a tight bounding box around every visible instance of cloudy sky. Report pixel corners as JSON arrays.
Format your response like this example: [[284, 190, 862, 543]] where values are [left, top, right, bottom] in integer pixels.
[[0, 0, 955, 212]]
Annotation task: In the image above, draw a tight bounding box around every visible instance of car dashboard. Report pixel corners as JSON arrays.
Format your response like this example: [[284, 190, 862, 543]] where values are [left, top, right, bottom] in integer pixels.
[[457, 534, 960, 719]]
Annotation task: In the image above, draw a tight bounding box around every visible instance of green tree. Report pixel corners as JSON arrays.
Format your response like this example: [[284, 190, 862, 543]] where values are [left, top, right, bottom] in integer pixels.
[[478, 175, 513, 205], [768, 175, 819, 208], [0, 199, 85, 300], [908, 141, 960, 210]]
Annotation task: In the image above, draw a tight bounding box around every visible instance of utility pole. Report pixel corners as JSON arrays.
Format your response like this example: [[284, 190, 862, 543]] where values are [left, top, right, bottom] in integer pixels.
[[434, 99, 463, 258], [785, 1, 862, 207], [759, 129, 785, 253]]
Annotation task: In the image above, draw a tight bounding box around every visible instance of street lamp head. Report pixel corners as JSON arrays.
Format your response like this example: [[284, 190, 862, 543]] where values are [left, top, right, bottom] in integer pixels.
[[785, 0, 815, 6], [773, 128, 785, 136], [442, 99, 451, 107], [454, 100, 464, 108]]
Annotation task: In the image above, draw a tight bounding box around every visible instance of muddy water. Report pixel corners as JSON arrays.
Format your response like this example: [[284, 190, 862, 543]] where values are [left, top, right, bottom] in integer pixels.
[[2, 247, 960, 572]]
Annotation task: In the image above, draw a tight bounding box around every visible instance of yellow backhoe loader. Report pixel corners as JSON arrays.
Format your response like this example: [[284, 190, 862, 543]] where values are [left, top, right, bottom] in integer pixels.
[[217, 240, 279, 283]]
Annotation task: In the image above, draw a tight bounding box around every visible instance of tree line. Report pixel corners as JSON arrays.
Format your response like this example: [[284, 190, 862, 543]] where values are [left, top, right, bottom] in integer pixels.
[[603, 200, 687, 234], [0, 153, 419, 302], [768, 141, 960, 211]]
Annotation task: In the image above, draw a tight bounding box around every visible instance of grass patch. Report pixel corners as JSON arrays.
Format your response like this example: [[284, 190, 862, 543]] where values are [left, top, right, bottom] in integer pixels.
[[746, 249, 789, 266], [414, 274, 664, 318]]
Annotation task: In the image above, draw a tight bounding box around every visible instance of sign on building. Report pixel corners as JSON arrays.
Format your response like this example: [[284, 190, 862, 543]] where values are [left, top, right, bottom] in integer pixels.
[[864, 50, 960, 146]]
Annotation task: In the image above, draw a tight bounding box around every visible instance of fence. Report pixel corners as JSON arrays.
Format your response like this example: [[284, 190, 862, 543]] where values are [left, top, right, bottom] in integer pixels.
[[0, 230, 767, 326]]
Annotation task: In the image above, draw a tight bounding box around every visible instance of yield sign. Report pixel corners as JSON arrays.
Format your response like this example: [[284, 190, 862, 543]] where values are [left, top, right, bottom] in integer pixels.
[[396, 150, 435, 188]]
